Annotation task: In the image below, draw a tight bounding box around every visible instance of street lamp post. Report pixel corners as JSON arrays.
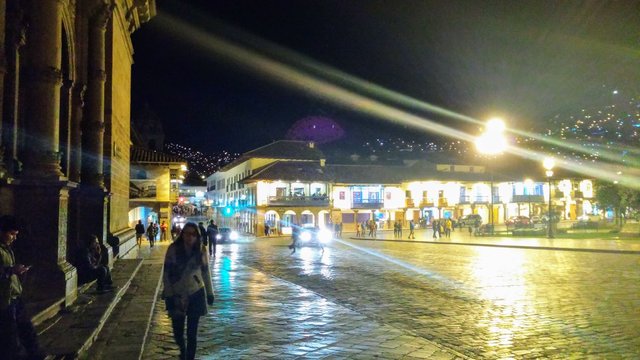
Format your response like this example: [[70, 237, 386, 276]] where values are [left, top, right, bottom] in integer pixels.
[[475, 118, 507, 235], [543, 157, 555, 239]]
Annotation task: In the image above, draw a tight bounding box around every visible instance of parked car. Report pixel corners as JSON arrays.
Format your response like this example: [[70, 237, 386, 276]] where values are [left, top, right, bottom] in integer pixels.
[[215, 227, 239, 243], [530, 216, 541, 224], [458, 214, 482, 227], [506, 216, 531, 228], [541, 212, 561, 223]]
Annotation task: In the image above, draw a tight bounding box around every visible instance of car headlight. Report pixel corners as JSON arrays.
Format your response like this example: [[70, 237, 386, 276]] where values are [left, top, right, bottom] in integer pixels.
[[215, 234, 222, 240], [300, 231, 311, 242], [318, 229, 332, 243], [229, 231, 239, 240]]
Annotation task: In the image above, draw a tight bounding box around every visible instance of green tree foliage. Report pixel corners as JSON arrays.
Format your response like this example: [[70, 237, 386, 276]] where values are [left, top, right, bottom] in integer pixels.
[[594, 180, 640, 226]]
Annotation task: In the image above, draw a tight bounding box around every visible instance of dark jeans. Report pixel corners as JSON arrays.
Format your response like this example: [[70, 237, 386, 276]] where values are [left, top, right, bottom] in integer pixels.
[[171, 314, 200, 360], [93, 265, 113, 291], [208, 241, 216, 257], [168, 289, 205, 360], [0, 299, 42, 360]]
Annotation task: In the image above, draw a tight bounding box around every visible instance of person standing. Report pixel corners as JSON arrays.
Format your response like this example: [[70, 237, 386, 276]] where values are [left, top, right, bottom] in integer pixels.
[[432, 220, 439, 239], [0, 216, 44, 360], [160, 221, 168, 242], [206, 221, 218, 258], [147, 222, 157, 247], [135, 220, 145, 247], [445, 219, 452, 238], [408, 220, 416, 239], [198, 222, 208, 250], [163, 223, 214, 360]]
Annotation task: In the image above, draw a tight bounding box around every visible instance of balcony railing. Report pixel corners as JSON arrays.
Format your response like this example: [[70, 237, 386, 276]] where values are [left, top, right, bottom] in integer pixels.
[[512, 194, 545, 203], [459, 195, 501, 204], [352, 199, 384, 209], [268, 196, 329, 207]]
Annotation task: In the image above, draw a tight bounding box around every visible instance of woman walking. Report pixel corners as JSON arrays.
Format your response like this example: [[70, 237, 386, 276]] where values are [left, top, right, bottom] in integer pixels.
[[163, 222, 214, 360]]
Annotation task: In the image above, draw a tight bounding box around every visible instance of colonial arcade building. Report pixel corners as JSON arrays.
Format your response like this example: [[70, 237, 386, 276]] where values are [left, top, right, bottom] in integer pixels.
[[207, 141, 596, 235], [0, 0, 156, 311]]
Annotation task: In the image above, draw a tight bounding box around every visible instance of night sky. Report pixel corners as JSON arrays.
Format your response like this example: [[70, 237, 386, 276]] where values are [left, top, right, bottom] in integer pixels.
[[131, 0, 640, 153]]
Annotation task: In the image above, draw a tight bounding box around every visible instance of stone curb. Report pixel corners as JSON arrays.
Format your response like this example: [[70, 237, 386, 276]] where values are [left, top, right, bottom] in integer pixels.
[[347, 237, 640, 255], [138, 262, 165, 360]]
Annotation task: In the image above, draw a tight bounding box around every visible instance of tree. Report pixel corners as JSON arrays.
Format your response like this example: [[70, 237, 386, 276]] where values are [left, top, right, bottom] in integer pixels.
[[595, 180, 640, 227], [594, 181, 622, 227]]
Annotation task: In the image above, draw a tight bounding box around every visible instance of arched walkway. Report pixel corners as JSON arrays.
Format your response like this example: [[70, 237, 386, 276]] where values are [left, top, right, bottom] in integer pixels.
[[318, 210, 330, 228], [300, 210, 315, 226]]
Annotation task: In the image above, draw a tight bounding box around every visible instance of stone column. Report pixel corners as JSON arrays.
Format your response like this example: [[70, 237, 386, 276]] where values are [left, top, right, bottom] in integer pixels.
[[77, 3, 113, 263], [0, 0, 7, 180], [81, 3, 112, 187], [1, 2, 26, 177], [59, 79, 73, 177], [14, 0, 78, 306], [21, 0, 65, 179], [69, 83, 86, 183]]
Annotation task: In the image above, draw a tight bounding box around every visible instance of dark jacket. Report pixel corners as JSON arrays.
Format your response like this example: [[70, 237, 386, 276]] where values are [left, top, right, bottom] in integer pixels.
[[135, 223, 145, 235], [198, 225, 208, 245], [206, 224, 218, 244]]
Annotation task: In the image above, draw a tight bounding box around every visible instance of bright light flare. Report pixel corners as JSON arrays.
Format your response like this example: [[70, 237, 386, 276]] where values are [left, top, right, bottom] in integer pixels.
[[486, 118, 506, 133], [300, 231, 312, 242], [229, 231, 239, 241], [476, 132, 507, 155], [543, 157, 556, 170], [318, 229, 332, 243]]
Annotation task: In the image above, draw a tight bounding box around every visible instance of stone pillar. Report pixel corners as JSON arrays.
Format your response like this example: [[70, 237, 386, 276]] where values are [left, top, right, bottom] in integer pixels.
[[0, 0, 7, 180], [14, 0, 78, 306], [77, 3, 113, 262], [1, 2, 26, 178], [81, 3, 111, 187], [21, 0, 64, 179], [59, 79, 72, 177], [69, 83, 86, 183]]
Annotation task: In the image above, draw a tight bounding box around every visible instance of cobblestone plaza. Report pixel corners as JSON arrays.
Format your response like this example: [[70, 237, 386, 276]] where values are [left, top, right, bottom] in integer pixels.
[[143, 234, 640, 359]]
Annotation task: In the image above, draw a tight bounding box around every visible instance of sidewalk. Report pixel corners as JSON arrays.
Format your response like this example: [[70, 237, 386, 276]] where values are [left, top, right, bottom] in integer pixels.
[[347, 229, 640, 254], [86, 242, 168, 359]]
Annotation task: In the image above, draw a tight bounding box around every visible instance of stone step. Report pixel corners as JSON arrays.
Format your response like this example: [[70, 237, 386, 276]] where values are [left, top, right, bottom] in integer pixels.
[[85, 259, 165, 360], [36, 258, 144, 358]]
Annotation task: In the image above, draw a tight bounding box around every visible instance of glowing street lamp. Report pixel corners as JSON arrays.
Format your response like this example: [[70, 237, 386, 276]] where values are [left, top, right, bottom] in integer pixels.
[[475, 118, 507, 234], [543, 157, 555, 238]]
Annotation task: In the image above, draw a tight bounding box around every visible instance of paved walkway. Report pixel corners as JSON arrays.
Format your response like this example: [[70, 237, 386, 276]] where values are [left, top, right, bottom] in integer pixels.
[[85, 242, 168, 359], [143, 249, 467, 359], [347, 229, 640, 253]]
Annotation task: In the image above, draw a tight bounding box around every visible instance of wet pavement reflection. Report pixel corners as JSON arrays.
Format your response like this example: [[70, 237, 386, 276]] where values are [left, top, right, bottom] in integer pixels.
[[144, 235, 640, 359]]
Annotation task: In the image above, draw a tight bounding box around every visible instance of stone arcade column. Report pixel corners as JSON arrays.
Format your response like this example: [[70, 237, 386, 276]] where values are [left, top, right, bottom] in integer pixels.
[[1, 2, 26, 178], [77, 3, 113, 265], [69, 83, 86, 183], [14, 0, 77, 306], [0, 0, 7, 180]]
